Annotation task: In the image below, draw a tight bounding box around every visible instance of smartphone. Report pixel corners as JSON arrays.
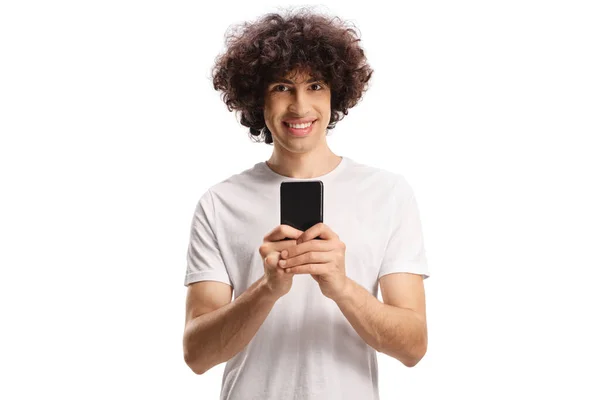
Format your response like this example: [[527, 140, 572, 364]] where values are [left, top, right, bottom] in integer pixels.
[[280, 181, 323, 240]]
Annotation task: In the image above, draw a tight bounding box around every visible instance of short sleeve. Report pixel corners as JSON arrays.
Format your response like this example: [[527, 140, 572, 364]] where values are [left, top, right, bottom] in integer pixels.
[[184, 189, 233, 288], [378, 176, 430, 280]]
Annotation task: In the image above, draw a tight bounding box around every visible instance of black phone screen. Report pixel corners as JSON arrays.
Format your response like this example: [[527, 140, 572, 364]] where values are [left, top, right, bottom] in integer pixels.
[[280, 181, 323, 236]]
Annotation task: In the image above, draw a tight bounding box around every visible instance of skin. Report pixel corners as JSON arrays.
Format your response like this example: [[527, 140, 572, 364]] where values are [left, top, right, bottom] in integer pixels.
[[263, 67, 343, 179]]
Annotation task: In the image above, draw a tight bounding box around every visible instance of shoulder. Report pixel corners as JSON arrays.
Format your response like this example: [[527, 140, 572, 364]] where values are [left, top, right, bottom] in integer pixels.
[[202, 161, 267, 200], [343, 157, 412, 196]]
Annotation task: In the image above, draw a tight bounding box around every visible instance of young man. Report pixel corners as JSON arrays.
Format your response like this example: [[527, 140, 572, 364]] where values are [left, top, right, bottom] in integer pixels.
[[183, 8, 430, 400]]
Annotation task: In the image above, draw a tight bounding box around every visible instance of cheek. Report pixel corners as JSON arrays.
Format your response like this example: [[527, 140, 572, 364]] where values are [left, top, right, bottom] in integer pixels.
[[264, 101, 282, 120], [263, 108, 276, 126]]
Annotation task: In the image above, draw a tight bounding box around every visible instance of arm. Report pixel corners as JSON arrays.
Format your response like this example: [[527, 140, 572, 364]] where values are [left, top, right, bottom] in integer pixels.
[[183, 276, 278, 374], [334, 273, 427, 367]]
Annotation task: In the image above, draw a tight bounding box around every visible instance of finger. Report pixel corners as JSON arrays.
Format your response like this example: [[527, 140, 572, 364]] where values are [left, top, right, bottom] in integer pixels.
[[297, 223, 336, 244], [265, 252, 290, 271], [279, 250, 331, 268], [264, 253, 278, 267], [261, 238, 303, 259], [264, 224, 304, 243], [281, 239, 334, 260], [285, 262, 330, 275]]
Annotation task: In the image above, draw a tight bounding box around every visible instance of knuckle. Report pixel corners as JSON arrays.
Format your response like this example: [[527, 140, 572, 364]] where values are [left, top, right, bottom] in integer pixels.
[[258, 244, 268, 256]]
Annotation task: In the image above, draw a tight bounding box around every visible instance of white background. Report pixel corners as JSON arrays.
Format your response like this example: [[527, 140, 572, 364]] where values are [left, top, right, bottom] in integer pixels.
[[1, 1, 599, 399]]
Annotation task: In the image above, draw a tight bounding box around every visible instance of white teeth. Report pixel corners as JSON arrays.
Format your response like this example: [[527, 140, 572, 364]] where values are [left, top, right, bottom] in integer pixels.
[[285, 121, 313, 129]]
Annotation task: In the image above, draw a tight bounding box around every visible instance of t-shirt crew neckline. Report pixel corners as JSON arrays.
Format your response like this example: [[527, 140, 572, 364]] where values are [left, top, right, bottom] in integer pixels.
[[261, 156, 348, 181]]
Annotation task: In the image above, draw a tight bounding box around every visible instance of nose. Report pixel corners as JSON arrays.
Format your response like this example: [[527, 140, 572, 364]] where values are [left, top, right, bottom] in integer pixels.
[[288, 90, 310, 116]]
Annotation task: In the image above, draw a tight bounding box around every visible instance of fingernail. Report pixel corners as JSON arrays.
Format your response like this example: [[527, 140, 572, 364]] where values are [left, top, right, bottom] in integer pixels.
[[281, 250, 288, 258], [279, 260, 286, 266]]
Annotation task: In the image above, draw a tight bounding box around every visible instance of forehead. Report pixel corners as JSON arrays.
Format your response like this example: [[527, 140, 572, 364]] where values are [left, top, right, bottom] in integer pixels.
[[272, 68, 322, 84]]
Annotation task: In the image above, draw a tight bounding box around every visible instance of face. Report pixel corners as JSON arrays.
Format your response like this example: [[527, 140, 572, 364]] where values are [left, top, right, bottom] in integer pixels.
[[263, 68, 331, 153]]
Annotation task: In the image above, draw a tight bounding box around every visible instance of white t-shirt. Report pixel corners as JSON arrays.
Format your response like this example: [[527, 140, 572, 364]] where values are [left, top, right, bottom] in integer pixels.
[[184, 156, 430, 400]]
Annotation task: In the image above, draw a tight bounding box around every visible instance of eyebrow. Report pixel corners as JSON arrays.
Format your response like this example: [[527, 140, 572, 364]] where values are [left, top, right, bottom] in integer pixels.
[[272, 77, 321, 85]]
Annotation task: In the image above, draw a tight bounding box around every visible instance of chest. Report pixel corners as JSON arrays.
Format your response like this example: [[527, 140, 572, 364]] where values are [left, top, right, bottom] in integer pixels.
[[216, 186, 391, 296]]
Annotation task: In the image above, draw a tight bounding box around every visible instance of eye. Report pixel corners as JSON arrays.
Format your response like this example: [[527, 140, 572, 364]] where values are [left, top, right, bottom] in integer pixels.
[[271, 82, 325, 93], [273, 85, 289, 92]]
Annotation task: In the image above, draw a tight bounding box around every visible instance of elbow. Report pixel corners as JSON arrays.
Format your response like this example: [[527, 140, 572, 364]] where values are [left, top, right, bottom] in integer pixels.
[[183, 344, 207, 375], [404, 353, 424, 368], [405, 343, 428, 368], [183, 327, 210, 375], [406, 323, 428, 367], [184, 352, 207, 375]]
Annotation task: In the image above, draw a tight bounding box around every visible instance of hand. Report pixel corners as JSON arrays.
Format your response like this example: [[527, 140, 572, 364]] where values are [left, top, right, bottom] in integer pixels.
[[278, 223, 348, 301], [259, 224, 304, 299]]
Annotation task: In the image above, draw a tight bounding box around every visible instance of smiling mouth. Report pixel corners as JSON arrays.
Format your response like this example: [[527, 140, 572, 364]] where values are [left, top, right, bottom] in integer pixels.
[[283, 120, 316, 128], [283, 120, 315, 136]]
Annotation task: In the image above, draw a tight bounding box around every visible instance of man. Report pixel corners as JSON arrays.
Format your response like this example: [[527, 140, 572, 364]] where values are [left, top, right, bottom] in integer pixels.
[[183, 8, 430, 400]]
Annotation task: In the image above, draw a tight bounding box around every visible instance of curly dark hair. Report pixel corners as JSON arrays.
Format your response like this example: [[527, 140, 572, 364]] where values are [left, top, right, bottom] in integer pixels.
[[211, 7, 374, 145]]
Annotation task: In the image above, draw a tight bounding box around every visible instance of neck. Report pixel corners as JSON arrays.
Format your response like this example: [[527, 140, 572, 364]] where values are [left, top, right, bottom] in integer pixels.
[[266, 150, 342, 179]]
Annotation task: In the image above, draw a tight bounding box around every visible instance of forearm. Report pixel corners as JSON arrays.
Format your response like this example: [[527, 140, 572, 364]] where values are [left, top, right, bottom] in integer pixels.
[[334, 277, 427, 367], [183, 276, 278, 374]]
